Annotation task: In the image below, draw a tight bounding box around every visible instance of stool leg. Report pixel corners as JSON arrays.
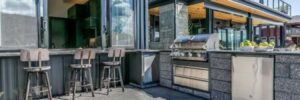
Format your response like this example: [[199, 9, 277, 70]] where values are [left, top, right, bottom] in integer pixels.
[[117, 67, 124, 92], [68, 69, 74, 95], [44, 72, 53, 100], [100, 67, 105, 91], [25, 73, 31, 100], [113, 67, 116, 88], [83, 69, 88, 92], [87, 68, 95, 97], [107, 67, 111, 95], [73, 70, 77, 100]]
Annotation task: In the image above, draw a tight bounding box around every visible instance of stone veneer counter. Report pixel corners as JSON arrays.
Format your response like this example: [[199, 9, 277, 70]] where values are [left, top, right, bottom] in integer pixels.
[[0, 49, 160, 99], [209, 50, 300, 100]]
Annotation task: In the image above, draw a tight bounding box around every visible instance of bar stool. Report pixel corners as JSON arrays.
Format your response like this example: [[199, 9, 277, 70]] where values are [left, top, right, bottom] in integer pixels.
[[100, 48, 125, 95], [20, 49, 52, 100], [69, 48, 95, 100]]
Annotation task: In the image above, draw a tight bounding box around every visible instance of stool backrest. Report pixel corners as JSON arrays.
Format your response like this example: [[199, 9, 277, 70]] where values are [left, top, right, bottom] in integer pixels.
[[108, 48, 125, 62], [20, 48, 49, 67], [74, 48, 96, 65]]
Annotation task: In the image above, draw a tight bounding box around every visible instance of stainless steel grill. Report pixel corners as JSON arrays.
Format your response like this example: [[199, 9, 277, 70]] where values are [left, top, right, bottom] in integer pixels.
[[170, 34, 219, 91]]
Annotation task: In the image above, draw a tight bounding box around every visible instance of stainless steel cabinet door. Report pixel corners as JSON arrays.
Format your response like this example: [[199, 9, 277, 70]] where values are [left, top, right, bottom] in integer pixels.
[[232, 56, 273, 100]]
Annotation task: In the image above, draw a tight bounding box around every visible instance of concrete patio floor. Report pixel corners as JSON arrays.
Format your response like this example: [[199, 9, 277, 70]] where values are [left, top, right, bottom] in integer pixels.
[[49, 86, 207, 100]]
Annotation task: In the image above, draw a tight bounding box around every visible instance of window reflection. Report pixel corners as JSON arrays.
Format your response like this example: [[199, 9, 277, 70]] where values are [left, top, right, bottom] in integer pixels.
[[214, 11, 247, 50], [1, 0, 36, 17], [0, 0, 38, 47], [111, 0, 134, 48], [149, 7, 160, 42]]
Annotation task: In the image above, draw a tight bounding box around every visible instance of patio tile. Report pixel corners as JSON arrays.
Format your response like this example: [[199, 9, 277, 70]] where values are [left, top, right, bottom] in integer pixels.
[[45, 86, 206, 100]]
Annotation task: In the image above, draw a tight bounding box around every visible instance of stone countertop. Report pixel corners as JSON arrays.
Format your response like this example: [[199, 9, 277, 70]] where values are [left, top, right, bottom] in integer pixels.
[[208, 50, 300, 55], [0, 49, 160, 57]]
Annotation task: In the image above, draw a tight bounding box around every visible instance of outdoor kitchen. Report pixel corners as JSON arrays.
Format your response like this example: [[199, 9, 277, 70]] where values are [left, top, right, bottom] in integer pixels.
[[0, 0, 298, 100]]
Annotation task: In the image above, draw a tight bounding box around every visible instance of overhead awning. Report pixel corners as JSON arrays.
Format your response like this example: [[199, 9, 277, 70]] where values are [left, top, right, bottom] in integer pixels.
[[209, 0, 290, 23]]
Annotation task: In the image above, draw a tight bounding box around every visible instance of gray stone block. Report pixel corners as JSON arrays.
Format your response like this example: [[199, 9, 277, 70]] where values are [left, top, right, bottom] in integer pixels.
[[160, 70, 172, 80], [210, 53, 231, 59], [177, 86, 193, 94], [172, 85, 179, 90], [193, 90, 210, 99], [274, 78, 300, 93], [210, 58, 232, 70], [159, 78, 172, 88], [275, 92, 291, 100], [292, 94, 300, 100], [211, 80, 231, 93], [275, 63, 290, 78], [159, 54, 171, 63], [276, 55, 300, 63], [211, 69, 231, 82], [275, 78, 293, 93], [291, 64, 300, 79], [211, 90, 231, 100], [160, 63, 172, 71]]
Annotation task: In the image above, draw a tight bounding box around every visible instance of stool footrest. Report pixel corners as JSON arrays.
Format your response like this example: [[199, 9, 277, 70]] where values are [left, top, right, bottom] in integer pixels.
[[76, 84, 93, 87]]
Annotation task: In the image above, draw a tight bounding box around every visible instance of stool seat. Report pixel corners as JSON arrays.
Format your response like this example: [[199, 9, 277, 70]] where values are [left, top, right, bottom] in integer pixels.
[[70, 64, 92, 69], [23, 66, 51, 72], [102, 61, 121, 66]]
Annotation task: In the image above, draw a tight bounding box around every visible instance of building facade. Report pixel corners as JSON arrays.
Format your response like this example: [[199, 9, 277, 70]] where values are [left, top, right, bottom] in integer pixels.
[[0, 0, 292, 50], [0, 0, 293, 99]]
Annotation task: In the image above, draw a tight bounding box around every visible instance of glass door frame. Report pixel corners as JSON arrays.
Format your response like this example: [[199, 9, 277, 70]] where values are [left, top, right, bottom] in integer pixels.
[[36, 0, 48, 48], [102, 0, 137, 49]]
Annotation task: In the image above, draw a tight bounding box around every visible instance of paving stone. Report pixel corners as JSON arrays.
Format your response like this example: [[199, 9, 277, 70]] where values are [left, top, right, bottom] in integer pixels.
[[172, 85, 179, 90], [211, 90, 231, 100], [275, 63, 290, 78], [275, 92, 291, 100], [177, 86, 193, 94], [210, 69, 231, 82], [211, 80, 231, 93], [210, 58, 232, 70], [193, 90, 210, 99], [210, 53, 231, 59]]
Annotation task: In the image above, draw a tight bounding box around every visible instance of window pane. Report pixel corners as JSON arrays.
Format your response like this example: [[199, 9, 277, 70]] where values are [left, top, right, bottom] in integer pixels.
[[111, 0, 135, 48], [214, 10, 247, 50], [149, 7, 160, 42], [1, 0, 38, 47]]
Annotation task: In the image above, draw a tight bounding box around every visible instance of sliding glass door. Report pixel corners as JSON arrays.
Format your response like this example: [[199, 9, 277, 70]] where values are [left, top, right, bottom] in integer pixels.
[[108, 0, 135, 48]]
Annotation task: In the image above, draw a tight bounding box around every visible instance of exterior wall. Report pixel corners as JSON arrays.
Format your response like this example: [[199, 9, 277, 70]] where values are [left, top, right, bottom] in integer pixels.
[[209, 53, 232, 100], [274, 55, 300, 100], [209, 52, 300, 100], [149, 3, 175, 49], [159, 52, 173, 88], [159, 51, 210, 99]]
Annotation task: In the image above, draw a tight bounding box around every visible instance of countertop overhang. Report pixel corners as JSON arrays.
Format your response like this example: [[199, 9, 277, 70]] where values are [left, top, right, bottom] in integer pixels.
[[0, 49, 160, 57], [208, 50, 300, 55]]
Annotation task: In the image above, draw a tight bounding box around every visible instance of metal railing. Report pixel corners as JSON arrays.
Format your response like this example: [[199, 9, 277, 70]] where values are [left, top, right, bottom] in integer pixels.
[[249, 0, 292, 16]]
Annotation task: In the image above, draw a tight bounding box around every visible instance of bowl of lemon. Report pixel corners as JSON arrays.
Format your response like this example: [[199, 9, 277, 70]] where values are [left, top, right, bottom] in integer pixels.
[[239, 40, 256, 51], [255, 42, 275, 52]]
